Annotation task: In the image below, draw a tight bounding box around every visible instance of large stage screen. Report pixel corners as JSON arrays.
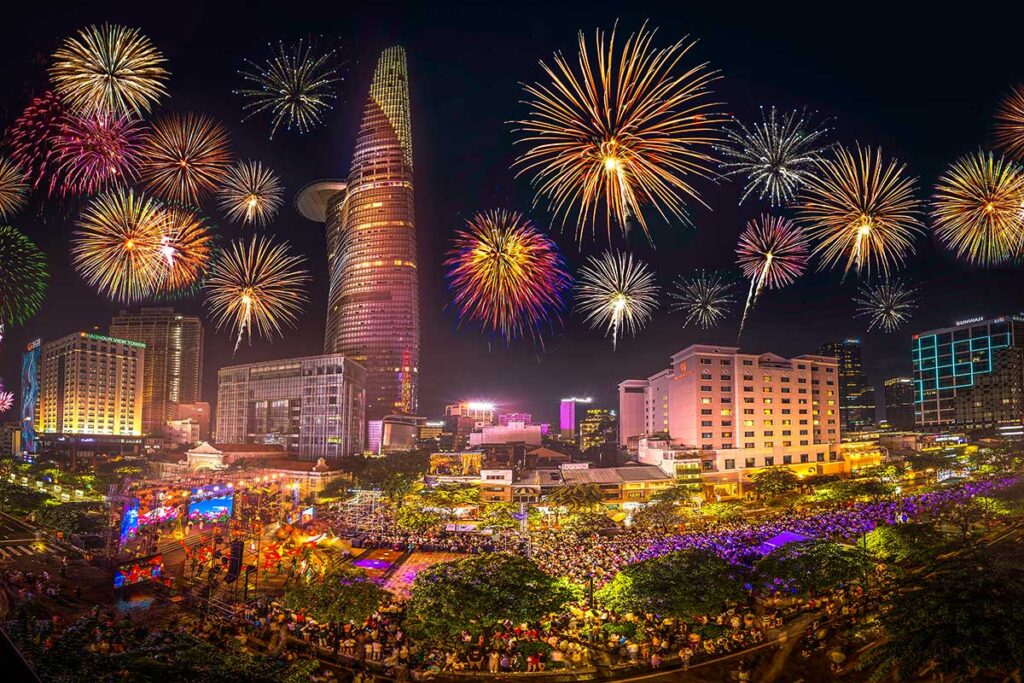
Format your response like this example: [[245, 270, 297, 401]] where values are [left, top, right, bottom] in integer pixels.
[[187, 486, 234, 524]]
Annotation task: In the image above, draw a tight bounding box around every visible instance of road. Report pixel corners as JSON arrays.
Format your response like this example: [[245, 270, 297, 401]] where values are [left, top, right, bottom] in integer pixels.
[[0, 511, 60, 565]]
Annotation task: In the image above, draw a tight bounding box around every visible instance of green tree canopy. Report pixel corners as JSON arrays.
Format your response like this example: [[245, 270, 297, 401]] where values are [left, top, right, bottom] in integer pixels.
[[282, 565, 387, 625], [0, 480, 50, 515], [749, 467, 799, 499], [404, 553, 573, 645], [36, 502, 106, 535], [545, 483, 604, 513], [700, 501, 745, 524], [596, 548, 748, 619], [755, 540, 870, 595], [863, 523, 947, 565], [863, 544, 1024, 681], [630, 500, 683, 533]]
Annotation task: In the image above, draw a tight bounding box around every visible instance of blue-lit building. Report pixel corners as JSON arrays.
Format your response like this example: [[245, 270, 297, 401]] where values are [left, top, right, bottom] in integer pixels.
[[912, 315, 1024, 432]]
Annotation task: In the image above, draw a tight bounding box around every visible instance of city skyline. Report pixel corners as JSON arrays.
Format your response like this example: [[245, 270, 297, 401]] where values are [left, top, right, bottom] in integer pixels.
[[2, 2, 1024, 429]]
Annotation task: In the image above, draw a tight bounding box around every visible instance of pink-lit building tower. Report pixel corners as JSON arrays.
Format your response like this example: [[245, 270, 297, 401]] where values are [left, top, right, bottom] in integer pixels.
[[297, 46, 420, 422]]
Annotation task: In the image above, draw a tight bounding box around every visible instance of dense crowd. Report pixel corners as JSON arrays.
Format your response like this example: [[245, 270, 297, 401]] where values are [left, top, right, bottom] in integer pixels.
[[354, 524, 500, 554]]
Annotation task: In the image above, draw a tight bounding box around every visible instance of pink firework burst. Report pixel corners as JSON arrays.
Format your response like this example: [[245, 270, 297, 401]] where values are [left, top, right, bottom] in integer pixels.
[[5, 91, 65, 194], [735, 214, 809, 337], [0, 378, 12, 413], [51, 113, 146, 196]]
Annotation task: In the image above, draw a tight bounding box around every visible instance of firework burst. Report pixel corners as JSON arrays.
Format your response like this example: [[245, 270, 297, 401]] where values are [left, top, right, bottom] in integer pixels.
[[0, 225, 48, 328], [236, 39, 341, 138], [155, 206, 213, 293], [994, 84, 1024, 159], [513, 22, 725, 243], [798, 144, 924, 279], [5, 91, 65, 193], [0, 383, 13, 414], [140, 113, 233, 203], [204, 236, 309, 352], [931, 151, 1024, 266], [218, 160, 284, 227], [669, 270, 736, 329], [854, 278, 916, 332], [49, 23, 168, 117], [445, 209, 572, 343], [52, 113, 146, 196], [0, 159, 29, 219], [718, 107, 829, 206], [736, 214, 809, 336], [576, 250, 659, 349], [72, 189, 165, 303]]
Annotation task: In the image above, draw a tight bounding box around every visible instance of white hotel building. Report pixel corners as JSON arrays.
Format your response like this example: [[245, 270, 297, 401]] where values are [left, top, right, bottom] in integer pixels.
[[620, 344, 843, 498]]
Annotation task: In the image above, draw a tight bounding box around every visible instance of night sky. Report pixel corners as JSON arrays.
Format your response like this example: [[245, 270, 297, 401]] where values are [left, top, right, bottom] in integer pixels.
[[2, 1, 1023, 427]]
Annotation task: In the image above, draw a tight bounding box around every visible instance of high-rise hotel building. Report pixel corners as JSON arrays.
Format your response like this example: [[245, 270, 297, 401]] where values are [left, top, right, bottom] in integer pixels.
[[297, 46, 419, 422], [816, 339, 875, 433], [109, 308, 203, 437], [912, 315, 1024, 432], [215, 354, 366, 460], [621, 344, 842, 497], [36, 332, 144, 438]]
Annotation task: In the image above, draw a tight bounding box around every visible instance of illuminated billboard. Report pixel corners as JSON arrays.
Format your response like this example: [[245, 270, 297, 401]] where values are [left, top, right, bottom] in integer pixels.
[[20, 340, 40, 454]]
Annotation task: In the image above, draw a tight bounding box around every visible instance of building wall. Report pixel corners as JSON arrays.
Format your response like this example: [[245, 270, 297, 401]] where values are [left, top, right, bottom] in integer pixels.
[[37, 332, 144, 437], [110, 308, 203, 437], [215, 354, 366, 460], [883, 377, 915, 430], [817, 340, 875, 432], [323, 46, 419, 420], [617, 380, 648, 447], [912, 316, 1024, 431]]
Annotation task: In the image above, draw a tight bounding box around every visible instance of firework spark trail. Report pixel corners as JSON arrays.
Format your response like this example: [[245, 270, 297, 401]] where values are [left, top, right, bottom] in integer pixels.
[[718, 106, 829, 206], [931, 150, 1024, 266], [140, 112, 233, 203], [71, 188, 165, 303], [445, 209, 572, 344], [669, 270, 736, 328], [854, 278, 916, 332], [218, 160, 284, 227], [0, 225, 48, 328], [512, 22, 726, 243], [49, 23, 168, 117], [236, 39, 342, 139], [995, 84, 1024, 160], [798, 144, 923, 280], [5, 91, 65, 194], [735, 214, 809, 338], [576, 250, 659, 349], [204, 236, 309, 352]]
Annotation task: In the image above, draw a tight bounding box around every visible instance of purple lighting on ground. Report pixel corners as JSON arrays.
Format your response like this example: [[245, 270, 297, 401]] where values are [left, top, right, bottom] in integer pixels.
[[353, 558, 392, 571]]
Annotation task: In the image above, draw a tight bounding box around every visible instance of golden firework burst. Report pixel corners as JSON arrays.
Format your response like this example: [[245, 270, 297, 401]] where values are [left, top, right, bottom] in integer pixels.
[[156, 206, 213, 293], [217, 160, 284, 227], [0, 159, 29, 219], [512, 22, 725, 243], [140, 112, 233, 203]]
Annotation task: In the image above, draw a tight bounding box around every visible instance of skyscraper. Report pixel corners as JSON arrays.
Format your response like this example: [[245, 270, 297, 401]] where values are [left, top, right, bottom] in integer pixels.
[[912, 315, 1024, 432], [883, 377, 915, 430], [817, 339, 875, 433], [297, 46, 419, 422], [559, 397, 592, 440], [110, 308, 203, 437], [215, 353, 366, 460]]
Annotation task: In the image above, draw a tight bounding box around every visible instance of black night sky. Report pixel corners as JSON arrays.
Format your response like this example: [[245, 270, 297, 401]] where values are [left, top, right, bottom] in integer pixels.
[[2, 1, 1023, 426]]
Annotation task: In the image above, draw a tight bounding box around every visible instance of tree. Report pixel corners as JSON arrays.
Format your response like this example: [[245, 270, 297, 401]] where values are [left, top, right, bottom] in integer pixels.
[[652, 484, 701, 505], [395, 501, 448, 533], [701, 501, 745, 524], [0, 480, 50, 515], [755, 540, 870, 595], [905, 451, 956, 481], [596, 549, 748, 619], [813, 477, 895, 504], [545, 483, 604, 513], [404, 554, 573, 645], [862, 545, 1024, 680], [863, 523, 947, 565], [630, 500, 683, 533], [938, 496, 1008, 541], [562, 510, 617, 533], [480, 502, 539, 532], [282, 565, 387, 625], [36, 502, 106, 535], [749, 466, 799, 499]]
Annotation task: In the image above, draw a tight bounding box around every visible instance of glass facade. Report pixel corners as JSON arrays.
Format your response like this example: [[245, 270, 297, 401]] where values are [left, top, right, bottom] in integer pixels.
[[215, 354, 366, 460], [816, 340, 875, 432], [912, 316, 1024, 430], [110, 307, 203, 437], [321, 46, 419, 421]]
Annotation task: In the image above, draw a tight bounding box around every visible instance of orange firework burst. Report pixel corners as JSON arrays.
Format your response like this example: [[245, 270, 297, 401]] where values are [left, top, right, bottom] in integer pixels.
[[140, 112, 233, 203], [49, 23, 168, 117], [798, 144, 924, 279], [513, 22, 725, 243], [0, 159, 29, 219], [994, 84, 1024, 159], [204, 236, 309, 351], [156, 206, 213, 293], [445, 209, 572, 343], [931, 151, 1024, 266], [72, 188, 165, 303]]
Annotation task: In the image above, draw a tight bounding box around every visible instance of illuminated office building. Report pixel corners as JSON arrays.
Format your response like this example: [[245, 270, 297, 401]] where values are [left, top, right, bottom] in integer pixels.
[[215, 354, 366, 460], [617, 380, 649, 448], [559, 397, 592, 440], [816, 339, 875, 432], [109, 308, 203, 437], [912, 315, 1024, 432], [579, 408, 618, 452], [36, 332, 145, 437], [297, 46, 419, 422], [883, 377, 915, 430]]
